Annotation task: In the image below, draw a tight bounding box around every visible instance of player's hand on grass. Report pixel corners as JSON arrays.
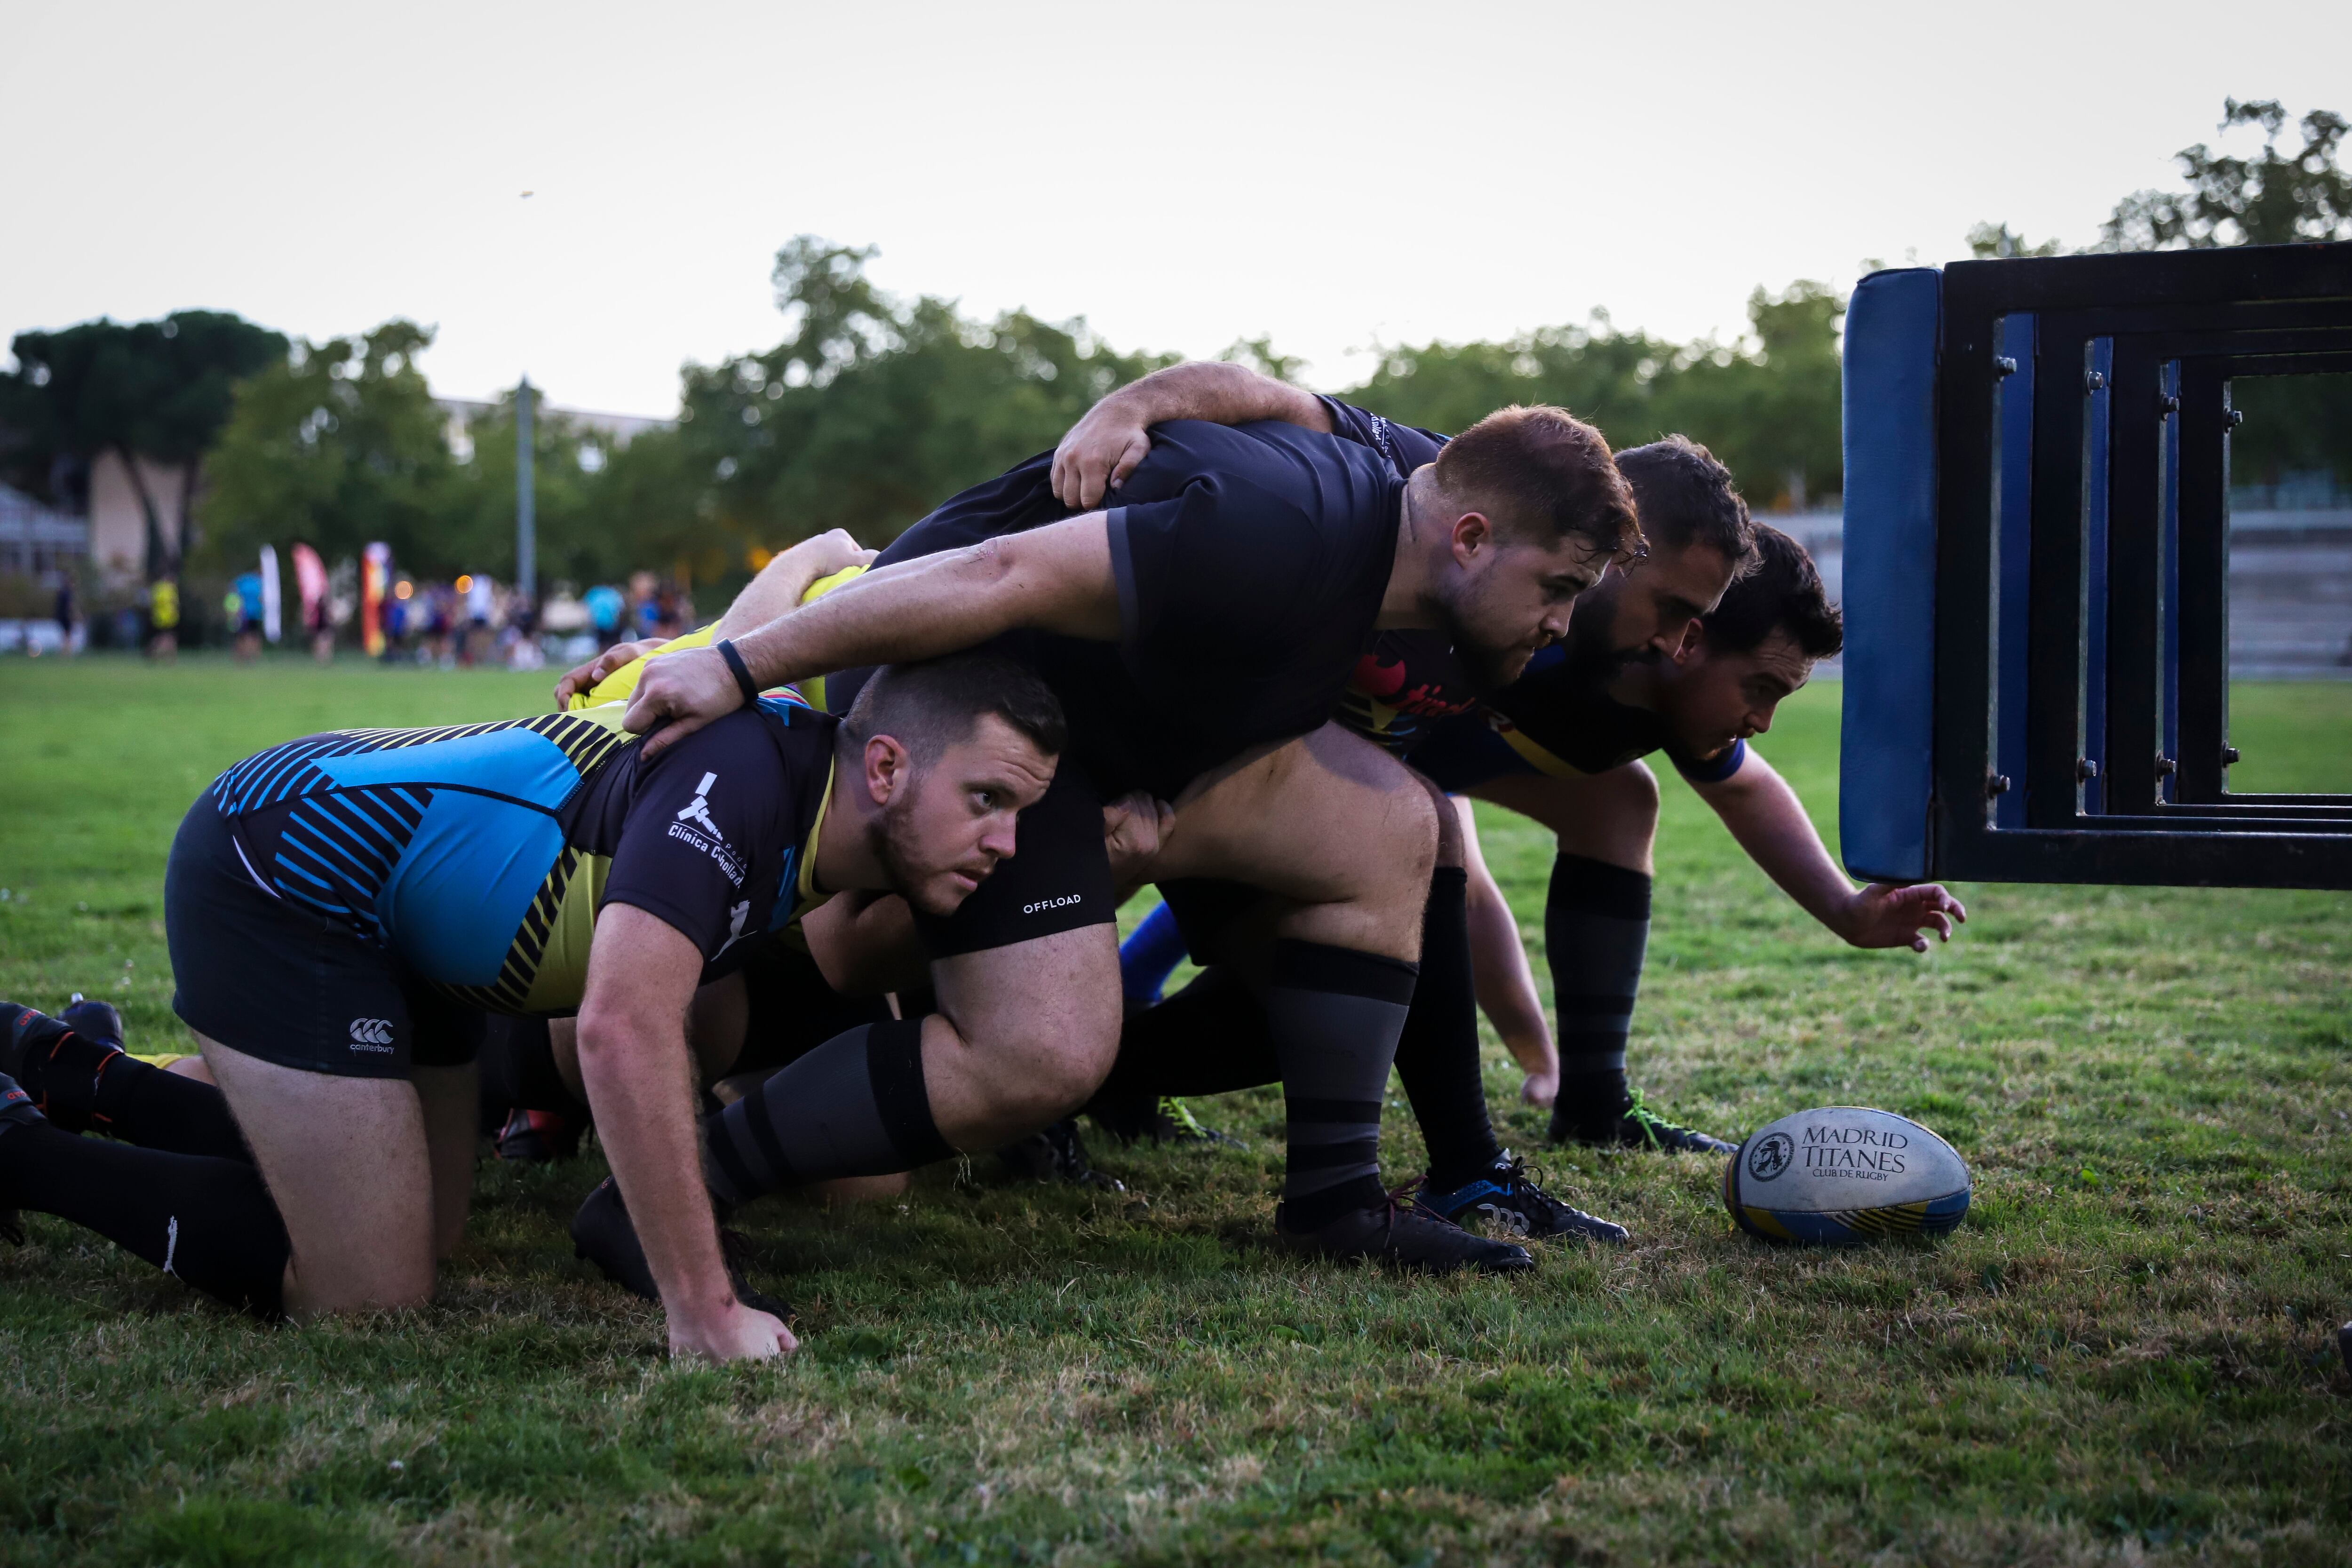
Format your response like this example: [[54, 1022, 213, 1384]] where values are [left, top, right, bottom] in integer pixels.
[[669, 1299, 797, 1363], [552, 637, 668, 708], [1101, 790, 1175, 886], [1840, 882, 1966, 952], [1053, 398, 1153, 509], [624, 646, 742, 757], [1519, 1068, 1559, 1108]]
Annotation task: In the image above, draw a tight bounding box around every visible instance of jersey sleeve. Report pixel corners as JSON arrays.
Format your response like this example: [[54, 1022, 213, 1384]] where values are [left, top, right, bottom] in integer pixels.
[[600, 713, 787, 961], [1667, 737, 1748, 785], [1312, 396, 1450, 478]]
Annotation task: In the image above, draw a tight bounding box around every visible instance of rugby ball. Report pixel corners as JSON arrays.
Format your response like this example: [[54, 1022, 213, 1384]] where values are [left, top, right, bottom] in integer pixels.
[[1723, 1106, 1969, 1245]]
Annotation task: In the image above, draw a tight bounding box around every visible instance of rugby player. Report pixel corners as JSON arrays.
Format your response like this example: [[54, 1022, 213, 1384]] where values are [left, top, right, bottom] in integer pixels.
[[0, 652, 1065, 1360], [604, 402, 1640, 1273], [1104, 523, 1960, 1233], [1058, 364, 1961, 1189]]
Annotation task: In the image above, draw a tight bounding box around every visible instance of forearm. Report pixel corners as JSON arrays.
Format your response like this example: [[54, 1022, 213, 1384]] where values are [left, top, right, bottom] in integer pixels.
[[1698, 756, 1857, 933], [1103, 361, 1331, 433], [714, 530, 868, 640], [729, 519, 1115, 689], [575, 1012, 733, 1315]]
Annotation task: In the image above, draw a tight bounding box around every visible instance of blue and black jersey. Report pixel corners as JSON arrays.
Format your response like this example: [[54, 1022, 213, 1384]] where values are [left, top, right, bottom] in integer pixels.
[[203, 698, 836, 1014]]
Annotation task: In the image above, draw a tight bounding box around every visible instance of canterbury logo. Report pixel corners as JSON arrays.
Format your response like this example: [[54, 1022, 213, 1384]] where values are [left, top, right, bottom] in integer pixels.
[[675, 771, 723, 838], [349, 1018, 395, 1048]]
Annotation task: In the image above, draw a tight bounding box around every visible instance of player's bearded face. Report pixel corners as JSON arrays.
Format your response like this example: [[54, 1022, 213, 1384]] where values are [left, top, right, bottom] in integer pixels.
[[1438, 536, 1603, 692], [870, 782, 981, 918]]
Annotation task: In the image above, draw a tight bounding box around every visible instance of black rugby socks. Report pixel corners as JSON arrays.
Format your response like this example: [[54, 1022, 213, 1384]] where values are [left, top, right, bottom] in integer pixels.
[[0, 1119, 289, 1317], [1266, 939, 1417, 1234], [702, 1019, 950, 1207], [1542, 853, 1652, 1139], [1392, 868, 1506, 1192], [13, 1024, 251, 1163]]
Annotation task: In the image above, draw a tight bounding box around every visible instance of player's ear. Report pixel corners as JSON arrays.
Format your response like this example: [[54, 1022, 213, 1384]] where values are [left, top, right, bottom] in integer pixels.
[[863, 734, 912, 805], [1450, 510, 1494, 563]]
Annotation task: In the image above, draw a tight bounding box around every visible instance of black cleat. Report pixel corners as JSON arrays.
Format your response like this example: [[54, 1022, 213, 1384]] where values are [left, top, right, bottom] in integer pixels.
[[0, 1070, 48, 1246], [59, 995, 124, 1049], [1275, 1192, 1534, 1275], [1550, 1087, 1735, 1155], [494, 1106, 583, 1162], [0, 1001, 79, 1082], [1418, 1154, 1630, 1244], [568, 1176, 791, 1320], [997, 1117, 1125, 1191]]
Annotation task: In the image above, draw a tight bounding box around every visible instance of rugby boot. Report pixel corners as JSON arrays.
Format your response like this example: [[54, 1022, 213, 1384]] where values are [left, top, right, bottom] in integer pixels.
[[0, 1071, 47, 1245], [59, 996, 126, 1049], [1274, 1191, 1534, 1275], [0, 1000, 117, 1132], [1549, 1086, 1734, 1155], [568, 1176, 791, 1319], [996, 1117, 1125, 1191], [494, 1106, 584, 1163], [1417, 1153, 1630, 1244]]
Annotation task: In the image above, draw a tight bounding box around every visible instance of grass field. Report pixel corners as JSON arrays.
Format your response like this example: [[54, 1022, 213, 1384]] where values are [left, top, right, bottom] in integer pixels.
[[1, 655, 2347, 1567]]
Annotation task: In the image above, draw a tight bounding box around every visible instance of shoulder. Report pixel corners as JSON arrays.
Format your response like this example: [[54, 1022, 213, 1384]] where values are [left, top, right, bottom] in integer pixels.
[[1311, 397, 1450, 479]]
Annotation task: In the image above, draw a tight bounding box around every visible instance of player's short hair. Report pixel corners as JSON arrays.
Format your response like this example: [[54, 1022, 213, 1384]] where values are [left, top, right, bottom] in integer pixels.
[[1613, 435, 1757, 572], [1432, 405, 1643, 557], [1699, 524, 1842, 659], [842, 652, 1068, 768]]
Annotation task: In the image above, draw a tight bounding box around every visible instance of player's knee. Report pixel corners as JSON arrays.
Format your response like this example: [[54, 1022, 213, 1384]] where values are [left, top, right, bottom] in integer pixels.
[[969, 1008, 1120, 1120], [1600, 759, 1661, 835]]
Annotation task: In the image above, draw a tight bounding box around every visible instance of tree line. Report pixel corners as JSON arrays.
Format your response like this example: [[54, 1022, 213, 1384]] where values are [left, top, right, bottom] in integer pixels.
[[3, 97, 2343, 619]]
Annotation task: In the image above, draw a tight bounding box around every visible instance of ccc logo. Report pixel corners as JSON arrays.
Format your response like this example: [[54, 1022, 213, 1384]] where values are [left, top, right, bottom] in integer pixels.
[[349, 1019, 395, 1047]]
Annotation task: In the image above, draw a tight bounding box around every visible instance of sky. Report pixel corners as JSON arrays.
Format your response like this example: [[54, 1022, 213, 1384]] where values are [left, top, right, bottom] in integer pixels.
[[7, 0, 2348, 418]]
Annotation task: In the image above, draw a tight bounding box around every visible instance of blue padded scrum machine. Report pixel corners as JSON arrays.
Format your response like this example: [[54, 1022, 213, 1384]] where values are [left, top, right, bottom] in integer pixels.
[[1839, 242, 2352, 890]]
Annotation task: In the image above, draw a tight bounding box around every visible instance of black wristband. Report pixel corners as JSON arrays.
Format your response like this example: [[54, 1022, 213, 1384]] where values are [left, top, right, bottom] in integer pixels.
[[715, 638, 761, 706]]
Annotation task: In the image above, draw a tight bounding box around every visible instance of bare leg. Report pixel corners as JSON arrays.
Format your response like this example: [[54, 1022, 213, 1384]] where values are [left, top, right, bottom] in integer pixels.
[[198, 1036, 437, 1318], [922, 926, 1124, 1149], [1453, 797, 1559, 1104]]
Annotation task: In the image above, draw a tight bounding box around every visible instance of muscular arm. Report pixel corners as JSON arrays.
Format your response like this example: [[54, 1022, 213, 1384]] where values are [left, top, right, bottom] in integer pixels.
[[1691, 750, 1964, 951], [575, 903, 792, 1359], [624, 515, 1119, 754], [713, 528, 873, 639], [1053, 362, 1332, 508]]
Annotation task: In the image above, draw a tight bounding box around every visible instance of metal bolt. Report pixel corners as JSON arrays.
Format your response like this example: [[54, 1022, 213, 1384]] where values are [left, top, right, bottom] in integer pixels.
[[2085, 369, 2107, 391], [2077, 758, 2100, 782], [2222, 746, 2241, 766], [1986, 773, 2012, 798], [2159, 393, 2180, 414], [2154, 755, 2177, 778], [2225, 408, 2245, 429], [1994, 355, 2018, 378]]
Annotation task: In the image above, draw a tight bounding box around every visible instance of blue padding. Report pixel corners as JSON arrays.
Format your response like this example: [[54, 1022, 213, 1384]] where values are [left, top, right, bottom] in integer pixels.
[[1839, 268, 1942, 882], [1119, 900, 1188, 1004]]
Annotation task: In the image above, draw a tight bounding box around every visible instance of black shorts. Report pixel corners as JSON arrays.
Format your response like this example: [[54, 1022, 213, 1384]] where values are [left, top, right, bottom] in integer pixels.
[[166, 796, 488, 1080], [732, 939, 893, 1075]]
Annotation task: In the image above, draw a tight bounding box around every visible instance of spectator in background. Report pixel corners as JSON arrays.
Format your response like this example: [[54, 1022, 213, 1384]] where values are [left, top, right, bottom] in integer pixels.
[[53, 579, 77, 658], [229, 573, 264, 663], [628, 571, 660, 639], [584, 583, 624, 649], [146, 578, 179, 661]]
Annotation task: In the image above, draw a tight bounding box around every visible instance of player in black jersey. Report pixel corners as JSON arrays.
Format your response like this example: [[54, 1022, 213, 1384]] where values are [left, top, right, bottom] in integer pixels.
[[614, 399, 1640, 1274], [0, 654, 1064, 1359], [1065, 365, 1962, 1200]]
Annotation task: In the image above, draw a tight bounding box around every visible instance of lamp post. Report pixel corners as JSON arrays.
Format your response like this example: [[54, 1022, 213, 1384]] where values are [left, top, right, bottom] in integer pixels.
[[516, 374, 536, 606]]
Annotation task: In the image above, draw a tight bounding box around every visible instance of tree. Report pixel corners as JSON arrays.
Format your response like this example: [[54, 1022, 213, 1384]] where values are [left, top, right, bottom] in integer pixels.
[[2100, 98, 2352, 250], [0, 311, 286, 578], [196, 322, 457, 576], [1966, 222, 2062, 259], [674, 237, 1174, 558]]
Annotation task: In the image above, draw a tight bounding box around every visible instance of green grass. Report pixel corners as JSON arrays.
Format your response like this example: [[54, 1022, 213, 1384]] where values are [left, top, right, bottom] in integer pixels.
[[1, 655, 2348, 1567]]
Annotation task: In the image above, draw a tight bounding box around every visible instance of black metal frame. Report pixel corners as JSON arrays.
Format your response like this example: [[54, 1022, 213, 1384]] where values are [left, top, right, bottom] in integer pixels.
[[1930, 242, 2352, 888]]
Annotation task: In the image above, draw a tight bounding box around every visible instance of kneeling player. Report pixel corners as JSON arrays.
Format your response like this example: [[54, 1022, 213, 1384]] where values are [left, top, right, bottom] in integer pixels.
[[0, 653, 1063, 1361]]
